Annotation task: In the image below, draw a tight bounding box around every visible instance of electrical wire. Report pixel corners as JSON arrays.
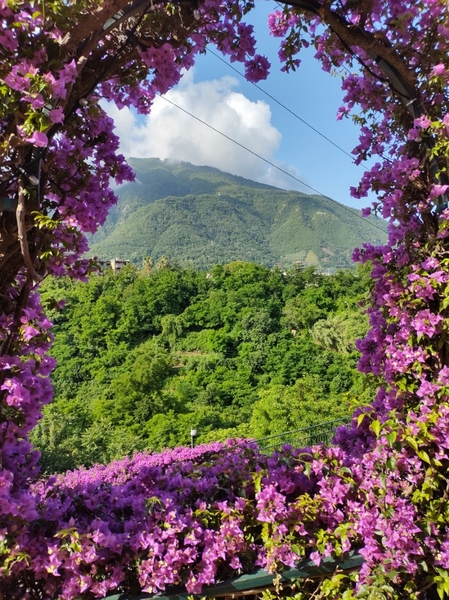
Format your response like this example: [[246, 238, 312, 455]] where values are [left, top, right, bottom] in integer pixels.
[[207, 48, 364, 167], [156, 93, 387, 235], [158, 94, 313, 190]]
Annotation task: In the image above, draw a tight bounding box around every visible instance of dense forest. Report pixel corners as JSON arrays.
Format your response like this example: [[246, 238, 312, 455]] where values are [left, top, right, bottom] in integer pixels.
[[32, 260, 377, 473]]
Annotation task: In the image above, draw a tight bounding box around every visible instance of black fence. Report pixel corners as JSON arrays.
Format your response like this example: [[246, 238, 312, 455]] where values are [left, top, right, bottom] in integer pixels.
[[255, 416, 352, 453]]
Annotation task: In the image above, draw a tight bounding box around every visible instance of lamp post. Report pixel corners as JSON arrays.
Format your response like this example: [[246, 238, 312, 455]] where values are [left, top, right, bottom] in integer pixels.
[[190, 429, 197, 449]]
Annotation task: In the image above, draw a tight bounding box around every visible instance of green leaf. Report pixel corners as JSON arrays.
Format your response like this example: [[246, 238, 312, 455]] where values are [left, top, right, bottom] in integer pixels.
[[357, 412, 366, 427], [405, 435, 418, 451], [371, 419, 381, 437], [386, 456, 397, 471], [386, 431, 397, 446], [417, 450, 431, 464], [290, 544, 303, 557], [253, 471, 263, 494]]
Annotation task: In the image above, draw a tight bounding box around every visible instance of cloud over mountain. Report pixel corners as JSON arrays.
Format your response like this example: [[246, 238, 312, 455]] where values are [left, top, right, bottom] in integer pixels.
[[107, 71, 307, 191]]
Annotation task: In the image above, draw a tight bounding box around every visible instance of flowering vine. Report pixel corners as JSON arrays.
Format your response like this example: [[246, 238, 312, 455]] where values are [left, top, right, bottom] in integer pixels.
[[1, 0, 449, 598]]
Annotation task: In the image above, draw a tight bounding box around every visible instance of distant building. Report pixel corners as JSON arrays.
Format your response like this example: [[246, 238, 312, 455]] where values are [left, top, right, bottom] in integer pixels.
[[110, 257, 130, 273], [94, 257, 130, 274], [96, 259, 112, 271]]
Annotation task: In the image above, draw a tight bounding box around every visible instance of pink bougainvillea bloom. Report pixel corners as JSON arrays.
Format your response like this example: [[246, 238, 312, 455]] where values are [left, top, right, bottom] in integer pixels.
[[244, 55, 270, 82], [26, 131, 48, 147], [432, 63, 447, 76], [49, 107, 64, 123]]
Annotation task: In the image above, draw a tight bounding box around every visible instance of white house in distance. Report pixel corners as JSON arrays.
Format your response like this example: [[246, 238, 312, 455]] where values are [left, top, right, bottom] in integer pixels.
[[95, 257, 130, 274], [110, 257, 129, 273]]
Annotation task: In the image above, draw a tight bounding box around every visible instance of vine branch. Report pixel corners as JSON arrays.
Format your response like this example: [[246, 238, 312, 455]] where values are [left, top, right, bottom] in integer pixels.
[[16, 172, 42, 284]]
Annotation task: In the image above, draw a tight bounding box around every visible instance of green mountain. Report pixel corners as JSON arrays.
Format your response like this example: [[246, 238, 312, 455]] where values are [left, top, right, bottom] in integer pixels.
[[89, 158, 387, 270]]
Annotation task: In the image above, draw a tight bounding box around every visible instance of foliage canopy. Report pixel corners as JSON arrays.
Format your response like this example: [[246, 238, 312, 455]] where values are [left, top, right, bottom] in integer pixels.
[[32, 262, 369, 472]]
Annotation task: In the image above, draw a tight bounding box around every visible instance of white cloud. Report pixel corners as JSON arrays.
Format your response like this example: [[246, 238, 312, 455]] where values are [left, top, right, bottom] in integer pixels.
[[106, 71, 309, 191]]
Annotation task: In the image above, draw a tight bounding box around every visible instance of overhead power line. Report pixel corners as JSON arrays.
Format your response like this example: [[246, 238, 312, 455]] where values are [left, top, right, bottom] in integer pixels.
[[158, 94, 314, 190], [156, 93, 386, 235], [207, 48, 366, 168]]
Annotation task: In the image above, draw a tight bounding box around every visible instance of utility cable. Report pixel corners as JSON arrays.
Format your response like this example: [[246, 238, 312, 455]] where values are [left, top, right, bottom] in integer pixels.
[[262, 1, 396, 166], [156, 93, 387, 235], [207, 48, 365, 168]]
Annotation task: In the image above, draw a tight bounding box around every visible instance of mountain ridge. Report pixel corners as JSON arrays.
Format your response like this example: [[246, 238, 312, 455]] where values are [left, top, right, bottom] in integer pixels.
[[89, 158, 387, 270]]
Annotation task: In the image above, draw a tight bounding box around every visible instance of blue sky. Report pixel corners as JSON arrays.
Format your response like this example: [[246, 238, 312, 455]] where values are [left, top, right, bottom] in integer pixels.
[[110, 0, 370, 210]]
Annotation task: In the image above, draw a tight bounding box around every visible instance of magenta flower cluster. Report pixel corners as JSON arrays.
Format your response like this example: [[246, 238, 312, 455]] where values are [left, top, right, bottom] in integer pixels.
[[0, 440, 308, 597], [4, 424, 447, 598]]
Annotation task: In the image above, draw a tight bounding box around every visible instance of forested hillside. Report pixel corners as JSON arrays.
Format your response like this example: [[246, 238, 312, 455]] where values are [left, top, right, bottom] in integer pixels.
[[33, 261, 377, 472], [88, 158, 387, 271]]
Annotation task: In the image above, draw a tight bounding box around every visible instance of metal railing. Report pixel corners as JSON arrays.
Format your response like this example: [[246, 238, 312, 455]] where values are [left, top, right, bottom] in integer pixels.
[[255, 416, 352, 453], [106, 551, 363, 599]]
